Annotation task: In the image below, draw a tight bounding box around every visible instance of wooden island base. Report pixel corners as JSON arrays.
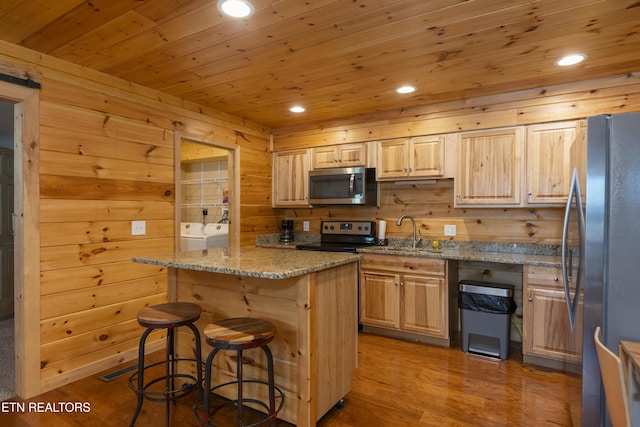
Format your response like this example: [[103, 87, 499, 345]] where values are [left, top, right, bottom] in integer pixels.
[[173, 261, 358, 426]]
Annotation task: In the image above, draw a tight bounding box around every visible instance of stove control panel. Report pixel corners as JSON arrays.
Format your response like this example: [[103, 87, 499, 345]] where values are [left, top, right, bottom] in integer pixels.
[[321, 221, 375, 236]]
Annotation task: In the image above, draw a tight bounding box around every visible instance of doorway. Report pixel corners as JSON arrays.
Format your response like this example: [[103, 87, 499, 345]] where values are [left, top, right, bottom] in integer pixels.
[[0, 100, 15, 401], [180, 140, 230, 251], [0, 79, 41, 400], [174, 132, 240, 254]]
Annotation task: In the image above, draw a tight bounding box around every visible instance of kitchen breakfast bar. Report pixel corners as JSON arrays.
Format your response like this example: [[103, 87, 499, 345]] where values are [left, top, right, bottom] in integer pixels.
[[133, 247, 360, 426]]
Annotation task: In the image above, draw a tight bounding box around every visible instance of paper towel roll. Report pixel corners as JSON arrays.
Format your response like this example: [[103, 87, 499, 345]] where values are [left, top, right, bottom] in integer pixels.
[[378, 220, 386, 239]]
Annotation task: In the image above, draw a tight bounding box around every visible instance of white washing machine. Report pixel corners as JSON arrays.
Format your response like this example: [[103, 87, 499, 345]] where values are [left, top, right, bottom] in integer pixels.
[[180, 223, 229, 251]]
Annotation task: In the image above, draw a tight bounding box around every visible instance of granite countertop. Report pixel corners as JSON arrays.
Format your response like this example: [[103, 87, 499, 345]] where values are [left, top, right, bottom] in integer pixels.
[[357, 246, 562, 266], [256, 234, 565, 267], [132, 247, 360, 279]]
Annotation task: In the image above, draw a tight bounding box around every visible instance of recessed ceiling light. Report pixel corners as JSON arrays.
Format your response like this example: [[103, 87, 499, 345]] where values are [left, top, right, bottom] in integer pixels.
[[290, 106, 305, 113], [217, 0, 254, 18], [396, 85, 416, 94], [555, 54, 586, 66]]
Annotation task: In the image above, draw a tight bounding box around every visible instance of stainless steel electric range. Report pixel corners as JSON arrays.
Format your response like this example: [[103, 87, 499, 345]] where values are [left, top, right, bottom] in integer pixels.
[[296, 220, 376, 253]]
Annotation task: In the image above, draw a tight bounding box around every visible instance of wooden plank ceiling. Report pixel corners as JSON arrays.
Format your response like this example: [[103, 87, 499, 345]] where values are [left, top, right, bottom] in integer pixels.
[[0, 0, 639, 128]]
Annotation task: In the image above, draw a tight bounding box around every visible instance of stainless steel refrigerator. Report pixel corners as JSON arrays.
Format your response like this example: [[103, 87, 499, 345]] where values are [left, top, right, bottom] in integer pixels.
[[565, 113, 640, 426]]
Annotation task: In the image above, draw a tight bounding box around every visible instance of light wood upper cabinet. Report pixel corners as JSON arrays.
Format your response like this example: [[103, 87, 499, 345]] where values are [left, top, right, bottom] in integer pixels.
[[377, 136, 445, 180], [376, 138, 408, 178], [272, 149, 310, 207], [522, 265, 583, 364], [359, 254, 448, 339], [525, 120, 587, 206], [311, 143, 366, 169], [411, 136, 445, 177], [455, 127, 524, 206]]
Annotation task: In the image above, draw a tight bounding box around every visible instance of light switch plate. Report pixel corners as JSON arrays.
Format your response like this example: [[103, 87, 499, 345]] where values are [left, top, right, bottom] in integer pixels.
[[303, 221, 310, 231], [444, 224, 456, 236], [132, 220, 146, 236]]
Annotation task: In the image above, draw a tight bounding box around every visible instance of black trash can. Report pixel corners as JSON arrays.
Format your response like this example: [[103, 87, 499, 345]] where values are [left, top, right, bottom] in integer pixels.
[[458, 280, 517, 360]]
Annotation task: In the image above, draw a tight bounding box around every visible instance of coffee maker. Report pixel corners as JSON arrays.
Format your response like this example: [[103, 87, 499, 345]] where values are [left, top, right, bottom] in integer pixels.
[[279, 220, 294, 243]]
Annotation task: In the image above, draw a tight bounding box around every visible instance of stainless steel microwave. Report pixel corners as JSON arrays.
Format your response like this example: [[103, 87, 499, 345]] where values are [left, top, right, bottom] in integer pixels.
[[308, 167, 377, 206]]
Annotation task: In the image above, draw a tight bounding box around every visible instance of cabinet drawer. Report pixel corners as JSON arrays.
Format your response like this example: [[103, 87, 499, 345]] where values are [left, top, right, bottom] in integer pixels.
[[525, 265, 580, 291], [360, 254, 445, 276]]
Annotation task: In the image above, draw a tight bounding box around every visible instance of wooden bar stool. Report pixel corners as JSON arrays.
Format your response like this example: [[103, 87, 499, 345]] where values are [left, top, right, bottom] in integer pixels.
[[196, 317, 284, 427], [128, 302, 203, 427]]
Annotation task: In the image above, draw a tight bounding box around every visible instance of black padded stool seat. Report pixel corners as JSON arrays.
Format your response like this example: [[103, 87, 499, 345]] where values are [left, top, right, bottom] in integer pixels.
[[197, 317, 284, 427], [129, 302, 203, 427]]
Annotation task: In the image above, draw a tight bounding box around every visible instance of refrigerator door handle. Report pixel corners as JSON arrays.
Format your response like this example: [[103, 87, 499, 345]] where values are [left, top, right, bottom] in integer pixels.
[[562, 168, 584, 332], [573, 170, 585, 324], [568, 249, 573, 281]]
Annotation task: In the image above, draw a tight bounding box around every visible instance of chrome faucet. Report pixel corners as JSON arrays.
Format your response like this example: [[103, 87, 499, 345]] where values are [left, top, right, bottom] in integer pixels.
[[396, 215, 422, 248]]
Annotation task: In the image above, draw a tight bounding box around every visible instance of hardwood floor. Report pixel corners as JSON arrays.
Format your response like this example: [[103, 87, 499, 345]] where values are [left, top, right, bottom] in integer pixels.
[[0, 333, 572, 426]]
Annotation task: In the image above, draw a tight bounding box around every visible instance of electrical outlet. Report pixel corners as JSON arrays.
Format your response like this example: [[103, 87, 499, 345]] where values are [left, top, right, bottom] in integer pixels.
[[303, 221, 310, 231], [132, 220, 146, 236], [444, 224, 456, 236]]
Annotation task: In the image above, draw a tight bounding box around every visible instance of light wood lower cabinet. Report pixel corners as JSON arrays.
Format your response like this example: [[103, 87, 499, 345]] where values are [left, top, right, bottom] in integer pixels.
[[359, 270, 399, 328], [523, 265, 583, 364], [402, 274, 447, 335], [359, 254, 451, 341]]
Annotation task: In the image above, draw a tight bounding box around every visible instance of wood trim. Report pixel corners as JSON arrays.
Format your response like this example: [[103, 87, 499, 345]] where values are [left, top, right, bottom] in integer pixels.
[[0, 80, 40, 399], [296, 271, 315, 425], [0, 58, 41, 85]]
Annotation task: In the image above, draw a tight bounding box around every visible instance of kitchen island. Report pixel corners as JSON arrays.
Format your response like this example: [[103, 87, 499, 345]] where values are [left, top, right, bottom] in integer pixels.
[[133, 247, 360, 426]]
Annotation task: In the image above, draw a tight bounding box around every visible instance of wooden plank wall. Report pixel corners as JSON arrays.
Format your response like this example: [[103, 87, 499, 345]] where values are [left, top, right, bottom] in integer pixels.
[[0, 40, 276, 393], [271, 72, 640, 245]]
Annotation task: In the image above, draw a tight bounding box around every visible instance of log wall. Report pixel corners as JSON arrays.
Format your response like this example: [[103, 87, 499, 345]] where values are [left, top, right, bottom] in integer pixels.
[[0, 40, 277, 395], [271, 72, 640, 245]]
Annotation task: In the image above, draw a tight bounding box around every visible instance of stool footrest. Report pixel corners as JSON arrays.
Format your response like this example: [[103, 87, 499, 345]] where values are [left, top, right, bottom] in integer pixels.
[[128, 358, 202, 403], [194, 379, 285, 427]]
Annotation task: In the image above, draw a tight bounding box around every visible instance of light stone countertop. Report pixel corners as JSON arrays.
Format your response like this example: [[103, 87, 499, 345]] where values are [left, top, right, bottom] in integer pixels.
[[356, 246, 561, 266], [132, 246, 360, 279], [256, 234, 565, 267]]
